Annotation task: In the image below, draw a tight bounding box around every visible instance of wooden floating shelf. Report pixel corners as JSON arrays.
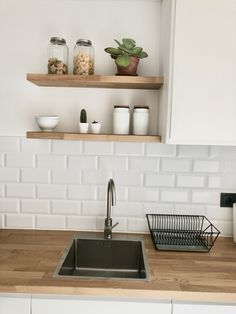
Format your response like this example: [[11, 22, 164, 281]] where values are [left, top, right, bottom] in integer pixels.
[[27, 74, 164, 90], [26, 131, 161, 142]]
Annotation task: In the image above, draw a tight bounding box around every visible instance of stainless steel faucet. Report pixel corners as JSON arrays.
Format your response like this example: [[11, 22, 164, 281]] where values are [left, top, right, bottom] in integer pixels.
[[104, 178, 118, 239]]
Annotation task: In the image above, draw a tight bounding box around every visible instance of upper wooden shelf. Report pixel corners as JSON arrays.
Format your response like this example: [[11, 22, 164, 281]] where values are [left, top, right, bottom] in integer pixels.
[[26, 131, 161, 142], [27, 74, 164, 90]]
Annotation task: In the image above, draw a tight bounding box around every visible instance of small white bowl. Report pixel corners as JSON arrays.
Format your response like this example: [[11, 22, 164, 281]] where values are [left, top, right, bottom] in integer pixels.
[[35, 115, 59, 132]]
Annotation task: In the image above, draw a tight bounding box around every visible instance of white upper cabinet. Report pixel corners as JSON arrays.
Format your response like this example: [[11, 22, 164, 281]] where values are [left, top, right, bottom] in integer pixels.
[[159, 0, 236, 145]]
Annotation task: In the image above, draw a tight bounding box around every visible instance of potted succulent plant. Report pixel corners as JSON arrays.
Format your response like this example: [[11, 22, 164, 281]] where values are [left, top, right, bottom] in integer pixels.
[[104, 38, 148, 76], [90, 121, 102, 134], [79, 109, 89, 133]]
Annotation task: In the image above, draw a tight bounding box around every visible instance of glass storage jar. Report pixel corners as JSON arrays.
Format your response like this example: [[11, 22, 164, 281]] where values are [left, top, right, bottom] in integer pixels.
[[73, 39, 94, 75], [48, 37, 68, 74], [113, 106, 130, 135], [133, 106, 149, 135]]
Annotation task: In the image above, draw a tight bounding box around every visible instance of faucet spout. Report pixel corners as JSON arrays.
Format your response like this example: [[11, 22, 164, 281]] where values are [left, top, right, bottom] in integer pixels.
[[104, 178, 118, 239]]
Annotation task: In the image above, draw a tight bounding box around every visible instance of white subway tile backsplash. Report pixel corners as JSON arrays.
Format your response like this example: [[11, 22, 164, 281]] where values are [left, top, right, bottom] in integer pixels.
[[37, 184, 66, 199], [114, 142, 144, 155], [68, 185, 96, 200], [0, 215, 4, 228], [21, 200, 50, 214], [192, 191, 219, 205], [52, 169, 80, 184], [21, 169, 49, 183], [51, 200, 81, 215], [97, 186, 127, 201], [6, 183, 35, 198], [0, 183, 5, 197], [0, 136, 235, 236], [98, 156, 127, 171], [6, 214, 34, 228], [82, 201, 106, 216], [221, 173, 236, 190], [161, 159, 192, 172], [176, 175, 205, 188], [224, 160, 236, 173], [175, 204, 206, 216], [128, 157, 159, 171], [68, 156, 96, 170], [145, 143, 176, 157], [208, 176, 221, 188], [113, 202, 143, 217], [212, 220, 232, 237], [36, 215, 65, 229], [83, 141, 113, 155], [0, 199, 19, 213], [145, 174, 175, 187], [127, 218, 148, 232], [128, 187, 159, 202], [177, 145, 209, 158], [52, 140, 82, 154], [0, 168, 19, 182], [206, 205, 232, 221], [193, 160, 220, 173], [0, 137, 20, 152], [114, 171, 142, 186], [66, 216, 97, 231], [36, 155, 66, 168], [6, 153, 35, 168], [21, 138, 50, 154], [161, 190, 189, 203], [82, 170, 112, 185]]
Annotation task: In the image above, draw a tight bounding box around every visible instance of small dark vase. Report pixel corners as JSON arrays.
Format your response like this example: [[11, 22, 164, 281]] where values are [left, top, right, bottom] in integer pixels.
[[116, 56, 140, 76]]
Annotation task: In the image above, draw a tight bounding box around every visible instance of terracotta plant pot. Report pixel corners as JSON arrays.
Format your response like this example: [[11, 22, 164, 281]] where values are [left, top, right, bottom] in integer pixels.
[[116, 56, 140, 76]]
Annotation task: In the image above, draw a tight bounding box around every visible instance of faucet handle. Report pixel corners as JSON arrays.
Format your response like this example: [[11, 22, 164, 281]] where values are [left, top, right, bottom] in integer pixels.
[[112, 222, 119, 230]]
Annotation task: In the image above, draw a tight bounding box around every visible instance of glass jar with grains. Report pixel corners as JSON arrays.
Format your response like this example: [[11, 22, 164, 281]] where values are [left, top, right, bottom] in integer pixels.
[[73, 39, 94, 75], [48, 37, 68, 74]]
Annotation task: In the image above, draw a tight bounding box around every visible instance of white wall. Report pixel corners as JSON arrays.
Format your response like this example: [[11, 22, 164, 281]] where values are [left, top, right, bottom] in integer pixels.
[[0, 0, 235, 237], [0, 0, 161, 135]]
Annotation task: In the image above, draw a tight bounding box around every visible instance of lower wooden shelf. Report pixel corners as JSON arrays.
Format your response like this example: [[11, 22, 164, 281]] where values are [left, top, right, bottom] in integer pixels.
[[26, 131, 161, 142]]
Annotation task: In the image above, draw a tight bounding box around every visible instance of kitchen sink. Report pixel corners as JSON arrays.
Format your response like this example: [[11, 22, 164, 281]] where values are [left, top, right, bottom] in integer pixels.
[[54, 234, 149, 280]]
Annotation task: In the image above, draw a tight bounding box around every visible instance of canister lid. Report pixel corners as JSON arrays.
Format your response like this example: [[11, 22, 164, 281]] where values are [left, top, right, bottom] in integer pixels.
[[50, 37, 66, 45], [114, 105, 130, 109], [76, 39, 92, 46], [134, 106, 149, 109]]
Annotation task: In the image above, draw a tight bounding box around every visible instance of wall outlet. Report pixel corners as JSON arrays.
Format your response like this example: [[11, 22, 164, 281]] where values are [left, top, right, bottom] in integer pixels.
[[220, 193, 236, 207]]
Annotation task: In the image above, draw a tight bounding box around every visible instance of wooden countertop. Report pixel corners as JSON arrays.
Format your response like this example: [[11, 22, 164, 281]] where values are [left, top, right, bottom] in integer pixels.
[[0, 229, 236, 303]]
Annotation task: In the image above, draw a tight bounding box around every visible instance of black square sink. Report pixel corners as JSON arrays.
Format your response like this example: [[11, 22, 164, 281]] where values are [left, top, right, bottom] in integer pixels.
[[54, 234, 149, 280]]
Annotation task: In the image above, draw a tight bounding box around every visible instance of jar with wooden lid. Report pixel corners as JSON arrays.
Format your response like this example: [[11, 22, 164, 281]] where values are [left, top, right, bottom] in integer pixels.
[[133, 106, 149, 135], [113, 105, 130, 135], [73, 39, 94, 75], [48, 37, 68, 74]]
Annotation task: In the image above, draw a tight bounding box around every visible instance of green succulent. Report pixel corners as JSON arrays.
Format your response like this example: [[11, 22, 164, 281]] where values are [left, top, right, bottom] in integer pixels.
[[104, 38, 148, 67]]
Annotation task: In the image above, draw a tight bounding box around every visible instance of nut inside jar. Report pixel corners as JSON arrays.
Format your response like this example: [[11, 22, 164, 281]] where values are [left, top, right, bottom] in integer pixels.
[[73, 52, 94, 75]]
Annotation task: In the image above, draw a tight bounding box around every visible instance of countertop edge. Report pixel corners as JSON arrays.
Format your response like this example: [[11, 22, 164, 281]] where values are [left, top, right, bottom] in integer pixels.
[[1, 286, 236, 303]]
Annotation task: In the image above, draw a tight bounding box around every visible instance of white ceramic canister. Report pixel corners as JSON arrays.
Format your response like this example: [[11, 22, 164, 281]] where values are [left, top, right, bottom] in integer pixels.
[[133, 106, 149, 135], [113, 106, 130, 135]]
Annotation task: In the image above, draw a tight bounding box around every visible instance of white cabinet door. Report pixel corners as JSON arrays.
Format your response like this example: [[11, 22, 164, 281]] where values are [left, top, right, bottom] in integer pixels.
[[32, 295, 171, 314], [160, 0, 236, 145], [0, 294, 30, 314], [173, 302, 236, 314]]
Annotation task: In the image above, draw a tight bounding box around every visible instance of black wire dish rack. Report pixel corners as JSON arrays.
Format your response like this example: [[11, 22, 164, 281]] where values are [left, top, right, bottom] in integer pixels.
[[146, 214, 220, 252]]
